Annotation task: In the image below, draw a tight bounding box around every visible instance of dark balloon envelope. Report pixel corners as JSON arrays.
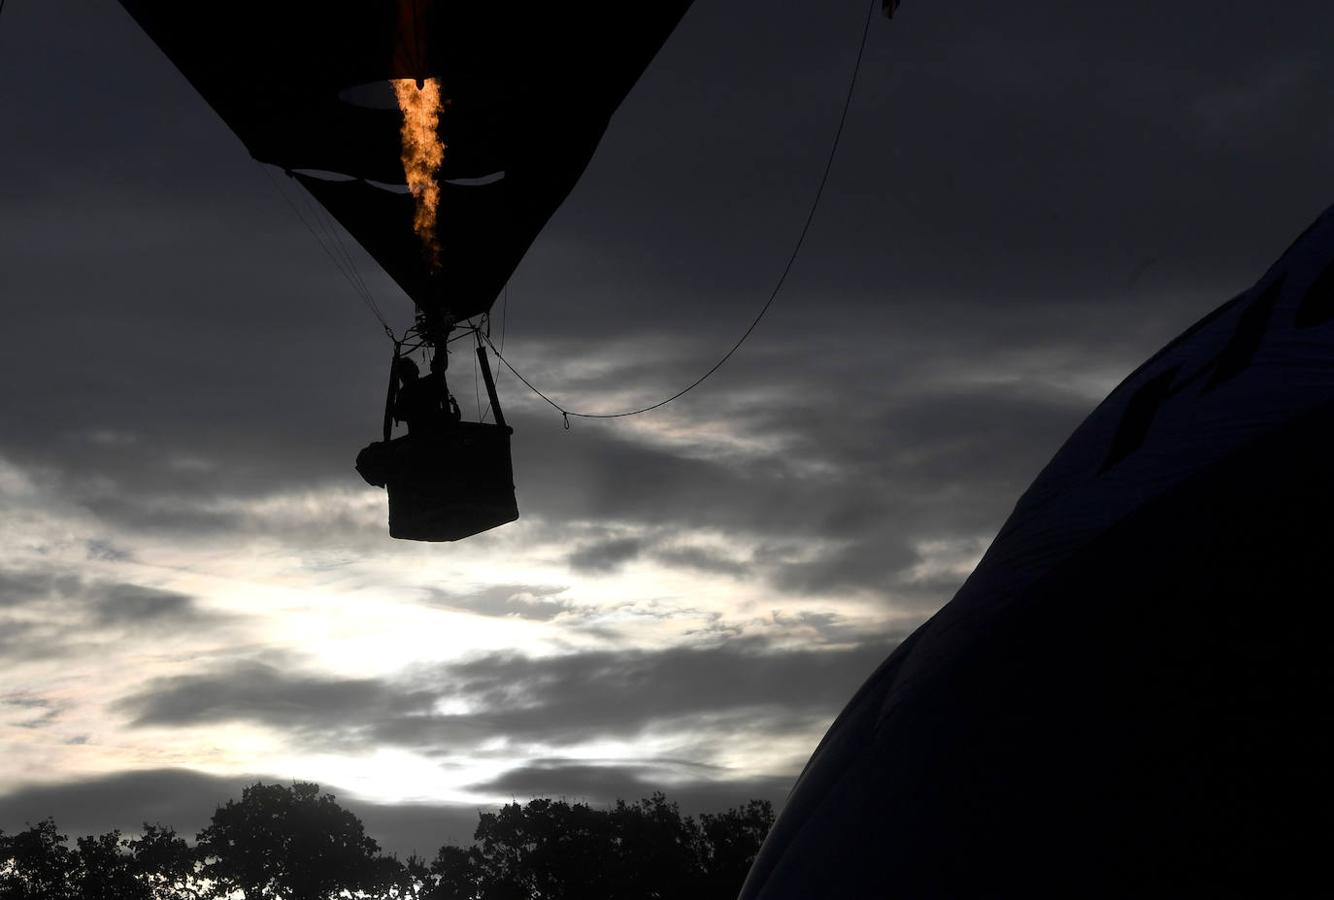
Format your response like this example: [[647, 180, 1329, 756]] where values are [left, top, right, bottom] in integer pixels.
[[743, 205, 1334, 896], [115, 1, 697, 541], [115, 0, 694, 321]]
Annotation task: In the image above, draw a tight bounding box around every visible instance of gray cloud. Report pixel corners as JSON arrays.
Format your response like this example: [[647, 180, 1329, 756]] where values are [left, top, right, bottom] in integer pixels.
[[0, 622, 42, 661], [434, 640, 893, 744], [0, 769, 479, 858], [768, 539, 919, 597], [421, 584, 574, 621], [567, 538, 645, 573], [2, 694, 63, 730], [118, 637, 899, 752], [652, 545, 749, 578], [93, 584, 213, 627], [116, 661, 430, 733], [767, 611, 880, 646], [0, 568, 236, 661], [0, 571, 81, 609], [470, 760, 793, 815], [84, 539, 133, 563]]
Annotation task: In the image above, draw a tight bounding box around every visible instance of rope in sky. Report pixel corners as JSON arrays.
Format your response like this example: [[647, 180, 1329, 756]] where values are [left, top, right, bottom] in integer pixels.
[[482, 0, 879, 424]]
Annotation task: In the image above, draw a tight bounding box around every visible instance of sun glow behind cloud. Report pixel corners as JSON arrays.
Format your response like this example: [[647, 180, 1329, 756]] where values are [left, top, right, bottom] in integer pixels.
[[0, 448, 918, 810]]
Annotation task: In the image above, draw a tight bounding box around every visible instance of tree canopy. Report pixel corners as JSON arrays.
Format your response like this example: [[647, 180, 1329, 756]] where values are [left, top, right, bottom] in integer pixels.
[[0, 783, 774, 900]]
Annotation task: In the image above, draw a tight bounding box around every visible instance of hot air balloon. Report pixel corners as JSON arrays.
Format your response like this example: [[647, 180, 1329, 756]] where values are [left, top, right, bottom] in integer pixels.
[[113, 0, 696, 540], [741, 206, 1334, 897]]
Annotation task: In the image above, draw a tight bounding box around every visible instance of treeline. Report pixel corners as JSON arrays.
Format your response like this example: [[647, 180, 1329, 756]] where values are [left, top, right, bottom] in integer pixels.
[[0, 781, 774, 899]]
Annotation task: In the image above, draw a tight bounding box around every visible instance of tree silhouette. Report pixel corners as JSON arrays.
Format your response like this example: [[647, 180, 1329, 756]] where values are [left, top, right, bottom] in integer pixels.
[[124, 825, 204, 900], [195, 782, 381, 900], [466, 798, 617, 899], [698, 800, 774, 899], [428, 844, 482, 900], [72, 830, 148, 900], [0, 819, 77, 900], [428, 792, 775, 900], [606, 794, 705, 899], [384, 853, 433, 899], [0, 787, 774, 899]]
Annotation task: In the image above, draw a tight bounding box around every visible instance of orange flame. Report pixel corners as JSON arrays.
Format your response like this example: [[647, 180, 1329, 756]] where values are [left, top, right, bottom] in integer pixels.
[[392, 78, 445, 267]]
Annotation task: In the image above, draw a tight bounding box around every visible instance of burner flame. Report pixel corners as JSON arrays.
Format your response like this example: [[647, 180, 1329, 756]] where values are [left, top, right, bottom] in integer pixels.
[[392, 78, 445, 268]]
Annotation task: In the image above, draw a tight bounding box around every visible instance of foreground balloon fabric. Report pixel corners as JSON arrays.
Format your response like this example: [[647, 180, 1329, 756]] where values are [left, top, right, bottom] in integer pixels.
[[743, 206, 1334, 896]]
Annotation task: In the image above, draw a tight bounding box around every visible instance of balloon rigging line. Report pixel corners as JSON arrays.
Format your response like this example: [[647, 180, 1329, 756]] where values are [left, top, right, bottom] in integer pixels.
[[478, 286, 510, 424], [302, 185, 377, 307], [473, 338, 483, 419], [258, 164, 395, 338], [260, 166, 375, 314], [480, 0, 878, 424], [294, 179, 387, 326]]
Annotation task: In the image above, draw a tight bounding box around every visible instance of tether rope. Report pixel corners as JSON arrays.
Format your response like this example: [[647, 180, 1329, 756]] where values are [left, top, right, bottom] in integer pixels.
[[481, 0, 878, 424]]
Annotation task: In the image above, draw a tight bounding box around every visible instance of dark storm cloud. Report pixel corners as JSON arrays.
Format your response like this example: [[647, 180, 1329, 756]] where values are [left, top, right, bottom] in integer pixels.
[[507, 0, 1334, 339], [0, 769, 480, 858], [118, 637, 898, 751], [3, 0, 1331, 556]]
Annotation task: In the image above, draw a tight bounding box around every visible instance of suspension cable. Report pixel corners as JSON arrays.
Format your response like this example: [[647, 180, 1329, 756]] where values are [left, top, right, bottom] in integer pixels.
[[290, 175, 391, 329], [301, 186, 378, 310], [257, 164, 396, 340], [481, 0, 878, 423], [478, 285, 510, 424]]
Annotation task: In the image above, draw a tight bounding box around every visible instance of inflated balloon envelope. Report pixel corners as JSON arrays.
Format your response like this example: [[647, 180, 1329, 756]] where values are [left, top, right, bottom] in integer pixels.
[[114, 0, 695, 323], [115, 0, 696, 540], [743, 206, 1334, 896]]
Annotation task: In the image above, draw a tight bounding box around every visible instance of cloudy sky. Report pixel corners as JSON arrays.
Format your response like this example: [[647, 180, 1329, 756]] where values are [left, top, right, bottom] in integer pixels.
[[2, 0, 1332, 857]]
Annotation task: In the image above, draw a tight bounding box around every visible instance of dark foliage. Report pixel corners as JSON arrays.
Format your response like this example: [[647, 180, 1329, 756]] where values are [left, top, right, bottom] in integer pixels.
[[0, 819, 78, 900], [424, 792, 774, 900], [0, 783, 773, 899], [73, 830, 147, 900], [196, 782, 382, 900]]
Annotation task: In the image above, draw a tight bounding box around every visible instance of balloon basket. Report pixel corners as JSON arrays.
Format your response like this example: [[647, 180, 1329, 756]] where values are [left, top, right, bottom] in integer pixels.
[[357, 424, 518, 541]]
